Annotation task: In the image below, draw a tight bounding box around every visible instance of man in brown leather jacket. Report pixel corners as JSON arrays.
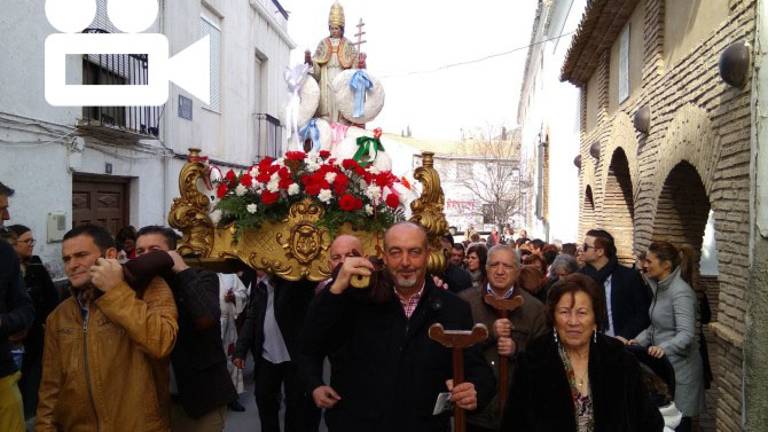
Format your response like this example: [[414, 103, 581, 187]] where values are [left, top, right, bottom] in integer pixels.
[[36, 224, 178, 432]]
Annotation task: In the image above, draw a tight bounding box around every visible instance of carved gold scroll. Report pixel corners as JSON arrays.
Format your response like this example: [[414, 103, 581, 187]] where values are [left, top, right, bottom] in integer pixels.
[[169, 149, 449, 280]]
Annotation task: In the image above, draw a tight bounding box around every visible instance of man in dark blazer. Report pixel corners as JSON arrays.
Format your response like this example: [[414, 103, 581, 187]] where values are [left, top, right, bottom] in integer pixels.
[[579, 229, 652, 340], [301, 222, 495, 432], [136, 226, 237, 431], [233, 272, 318, 432]]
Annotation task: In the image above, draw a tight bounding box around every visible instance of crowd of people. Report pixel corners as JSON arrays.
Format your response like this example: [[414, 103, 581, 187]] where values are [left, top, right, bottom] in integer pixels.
[[0, 180, 712, 432]]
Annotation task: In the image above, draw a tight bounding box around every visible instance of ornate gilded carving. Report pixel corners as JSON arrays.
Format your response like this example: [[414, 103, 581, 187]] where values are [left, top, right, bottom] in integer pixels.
[[168, 148, 214, 257], [170, 149, 446, 281], [409, 151, 449, 275], [275, 199, 329, 266]]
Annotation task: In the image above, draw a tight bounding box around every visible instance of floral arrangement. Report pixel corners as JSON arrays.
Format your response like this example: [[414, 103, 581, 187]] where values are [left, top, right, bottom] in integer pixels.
[[212, 149, 411, 234]]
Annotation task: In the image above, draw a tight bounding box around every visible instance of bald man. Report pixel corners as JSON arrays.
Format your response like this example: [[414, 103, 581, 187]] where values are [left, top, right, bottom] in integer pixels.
[[315, 235, 365, 294], [301, 222, 495, 432]]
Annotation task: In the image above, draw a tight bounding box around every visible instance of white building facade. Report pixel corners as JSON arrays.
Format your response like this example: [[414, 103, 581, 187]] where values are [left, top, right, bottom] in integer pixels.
[[0, 0, 293, 278], [517, 0, 587, 243]]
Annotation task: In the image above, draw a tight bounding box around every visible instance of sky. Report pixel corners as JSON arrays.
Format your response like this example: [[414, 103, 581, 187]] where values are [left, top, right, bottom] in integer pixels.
[[282, 0, 539, 141]]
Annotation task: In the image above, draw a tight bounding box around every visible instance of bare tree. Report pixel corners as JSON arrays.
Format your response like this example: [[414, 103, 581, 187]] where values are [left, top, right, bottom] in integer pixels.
[[458, 124, 529, 228]]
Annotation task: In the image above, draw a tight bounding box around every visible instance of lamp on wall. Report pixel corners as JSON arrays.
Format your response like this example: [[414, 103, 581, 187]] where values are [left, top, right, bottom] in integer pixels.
[[719, 41, 751, 88], [574, 154, 582, 169], [634, 105, 650, 134], [589, 141, 601, 159]]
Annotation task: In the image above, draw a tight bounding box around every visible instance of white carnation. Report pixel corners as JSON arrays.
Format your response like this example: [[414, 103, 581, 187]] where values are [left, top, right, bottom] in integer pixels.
[[267, 179, 280, 193], [235, 184, 248, 196], [365, 204, 374, 215], [246, 204, 258, 214], [325, 172, 337, 184], [318, 189, 333, 203], [365, 184, 382, 202], [288, 183, 300, 196], [306, 160, 321, 172]]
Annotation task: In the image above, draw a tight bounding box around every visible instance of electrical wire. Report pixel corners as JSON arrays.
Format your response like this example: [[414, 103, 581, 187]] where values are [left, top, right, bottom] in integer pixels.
[[379, 31, 575, 79]]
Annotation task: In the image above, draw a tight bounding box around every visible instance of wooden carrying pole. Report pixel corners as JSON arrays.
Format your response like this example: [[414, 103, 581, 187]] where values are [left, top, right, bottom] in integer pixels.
[[428, 323, 488, 432], [483, 294, 525, 411]]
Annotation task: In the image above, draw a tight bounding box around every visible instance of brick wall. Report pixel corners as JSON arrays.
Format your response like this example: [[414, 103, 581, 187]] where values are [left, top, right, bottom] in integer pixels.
[[575, 0, 756, 430]]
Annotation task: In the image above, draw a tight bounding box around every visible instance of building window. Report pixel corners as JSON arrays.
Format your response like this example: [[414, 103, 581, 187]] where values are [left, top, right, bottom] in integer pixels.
[[254, 113, 282, 159], [618, 25, 630, 103], [200, 15, 222, 112], [458, 162, 472, 180]]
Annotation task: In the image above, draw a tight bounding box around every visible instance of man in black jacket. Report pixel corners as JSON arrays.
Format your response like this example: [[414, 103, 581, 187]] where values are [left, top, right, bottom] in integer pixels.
[[233, 272, 318, 432], [301, 222, 495, 432], [136, 226, 236, 432], [579, 229, 652, 340], [439, 234, 472, 293], [0, 239, 34, 429]]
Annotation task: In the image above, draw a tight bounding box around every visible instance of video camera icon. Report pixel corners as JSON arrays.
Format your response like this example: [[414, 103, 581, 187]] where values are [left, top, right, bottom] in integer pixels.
[[44, 0, 210, 107]]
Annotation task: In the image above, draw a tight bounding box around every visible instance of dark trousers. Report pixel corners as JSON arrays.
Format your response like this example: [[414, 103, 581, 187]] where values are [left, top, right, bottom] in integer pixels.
[[676, 416, 692, 432], [254, 359, 320, 432], [19, 357, 42, 419]]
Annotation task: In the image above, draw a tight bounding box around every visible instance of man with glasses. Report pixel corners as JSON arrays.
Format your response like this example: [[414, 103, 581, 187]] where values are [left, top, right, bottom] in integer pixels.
[[459, 245, 546, 432], [579, 229, 651, 341]]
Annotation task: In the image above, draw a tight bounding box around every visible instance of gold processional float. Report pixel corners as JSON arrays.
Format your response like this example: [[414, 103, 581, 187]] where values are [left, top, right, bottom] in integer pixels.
[[167, 148, 449, 280]]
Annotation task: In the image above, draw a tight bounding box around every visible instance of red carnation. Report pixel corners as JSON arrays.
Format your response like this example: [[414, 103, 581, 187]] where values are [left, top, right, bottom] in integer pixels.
[[284, 151, 306, 161], [385, 193, 400, 209], [333, 173, 349, 195], [216, 182, 229, 198], [278, 177, 293, 190], [225, 169, 236, 184], [256, 171, 271, 184], [338, 194, 363, 211], [375, 172, 395, 187], [261, 190, 280, 205], [278, 167, 291, 179], [258, 157, 274, 171], [373, 127, 383, 139], [305, 181, 322, 196], [239, 173, 253, 187], [319, 150, 331, 160], [342, 159, 360, 171]]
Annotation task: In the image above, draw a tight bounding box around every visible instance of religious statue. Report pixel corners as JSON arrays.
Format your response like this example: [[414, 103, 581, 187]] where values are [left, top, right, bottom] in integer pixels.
[[304, 1, 358, 123]]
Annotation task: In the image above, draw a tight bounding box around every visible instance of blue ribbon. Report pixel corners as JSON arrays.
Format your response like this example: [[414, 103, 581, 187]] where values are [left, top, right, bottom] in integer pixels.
[[299, 119, 321, 152], [350, 70, 373, 118]]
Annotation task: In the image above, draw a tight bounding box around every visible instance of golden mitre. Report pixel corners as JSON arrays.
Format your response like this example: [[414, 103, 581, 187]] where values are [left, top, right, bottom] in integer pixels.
[[328, 1, 345, 28]]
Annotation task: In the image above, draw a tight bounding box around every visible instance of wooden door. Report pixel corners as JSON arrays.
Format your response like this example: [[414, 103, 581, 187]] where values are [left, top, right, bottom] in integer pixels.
[[72, 175, 129, 237]]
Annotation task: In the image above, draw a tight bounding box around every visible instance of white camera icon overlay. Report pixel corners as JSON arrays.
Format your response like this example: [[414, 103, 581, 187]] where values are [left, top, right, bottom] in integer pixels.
[[44, 0, 210, 107]]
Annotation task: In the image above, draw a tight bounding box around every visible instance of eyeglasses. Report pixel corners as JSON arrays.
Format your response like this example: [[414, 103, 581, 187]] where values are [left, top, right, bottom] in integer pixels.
[[21, 239, 36, 246], [582, 243, 593, 251]]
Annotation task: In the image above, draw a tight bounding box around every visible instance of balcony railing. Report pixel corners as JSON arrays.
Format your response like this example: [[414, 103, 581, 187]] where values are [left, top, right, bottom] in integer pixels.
[[78, 28, 161, 138], [254, 113, 282, 160]]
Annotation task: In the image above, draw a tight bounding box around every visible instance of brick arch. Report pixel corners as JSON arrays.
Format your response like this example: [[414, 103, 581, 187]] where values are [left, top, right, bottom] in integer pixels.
[[650, 103, 720, 202], [599, 112, 640, 199], [652, 161, 711, 253], [602, 148, 635, 263]]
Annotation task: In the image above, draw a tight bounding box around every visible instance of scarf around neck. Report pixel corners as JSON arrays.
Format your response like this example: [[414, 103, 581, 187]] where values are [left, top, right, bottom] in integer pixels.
[[582, 257, 618, 285]]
